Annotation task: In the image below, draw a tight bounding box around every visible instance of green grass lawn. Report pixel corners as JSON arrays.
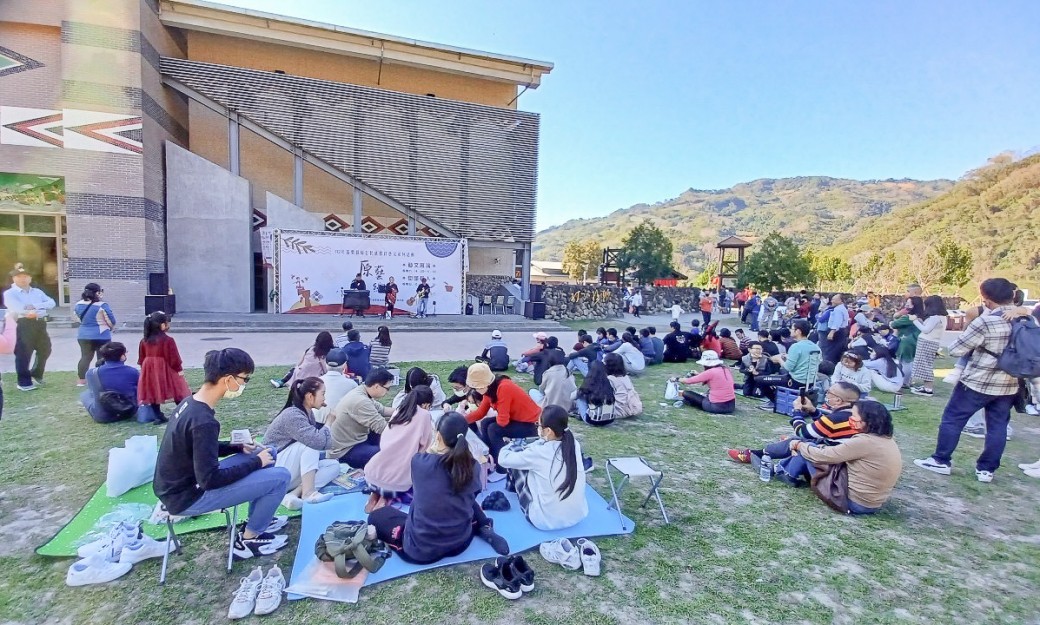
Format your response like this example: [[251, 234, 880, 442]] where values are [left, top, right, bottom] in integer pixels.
[[1, 356, 1039, 624]]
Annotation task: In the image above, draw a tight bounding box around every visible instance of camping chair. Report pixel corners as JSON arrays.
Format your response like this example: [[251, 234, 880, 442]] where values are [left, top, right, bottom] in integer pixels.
[[479, 295, 493, 314], [159, 505, 238, 585], [493, 295, 506, 314], [605, 457, 669, 531], [505, 296, 516, 314]]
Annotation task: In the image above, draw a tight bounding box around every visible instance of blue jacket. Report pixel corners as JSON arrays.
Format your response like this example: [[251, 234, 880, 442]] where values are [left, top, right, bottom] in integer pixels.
[[80, 362, 140, 423], [344, 341, 371, 381], [75, 301, 116, 340]]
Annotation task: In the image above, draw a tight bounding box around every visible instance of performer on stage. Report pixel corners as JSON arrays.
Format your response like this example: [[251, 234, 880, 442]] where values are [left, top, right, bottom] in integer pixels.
[[350, 273, 368, 317], [384, 277, 399, 319], [3, 263, 55, 391], [415, 277, 432, 318]]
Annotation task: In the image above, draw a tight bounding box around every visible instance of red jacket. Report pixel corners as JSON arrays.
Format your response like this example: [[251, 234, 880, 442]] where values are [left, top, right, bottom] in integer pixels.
[[466, 378, 541, 427]]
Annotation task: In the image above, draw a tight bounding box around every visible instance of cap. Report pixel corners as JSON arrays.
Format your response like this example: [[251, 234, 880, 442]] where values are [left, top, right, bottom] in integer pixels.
[[491, 329, 503, 339], [533, 331, 548, 341], [9, 263, 30, 277], [325, 348, 347, 367]]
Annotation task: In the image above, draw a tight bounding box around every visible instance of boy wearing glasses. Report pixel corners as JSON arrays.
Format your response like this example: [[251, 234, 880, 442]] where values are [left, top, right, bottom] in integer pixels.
[[328, 368, 396, 468]]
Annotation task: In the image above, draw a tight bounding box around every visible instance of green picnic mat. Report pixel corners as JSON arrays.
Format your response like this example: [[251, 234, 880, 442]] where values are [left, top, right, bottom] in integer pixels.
[[36, 481, 300, 558]]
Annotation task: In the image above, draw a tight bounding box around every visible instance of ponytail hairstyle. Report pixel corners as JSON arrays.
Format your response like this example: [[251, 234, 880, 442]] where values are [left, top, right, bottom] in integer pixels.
[[81, 282, 102, 302], [389, 384, 434, 427], [404, 367, 433, 393], [283, 376, 325, 412], [313, 331, 334, 360], [540, 405, 578, 499], [143, 311, 170, 343], [621, 331, 640, 349], [437, 411, 476, 493]]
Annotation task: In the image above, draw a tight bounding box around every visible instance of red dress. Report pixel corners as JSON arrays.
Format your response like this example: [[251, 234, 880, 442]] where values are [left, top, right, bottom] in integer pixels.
[[137, 332, 191, 405]]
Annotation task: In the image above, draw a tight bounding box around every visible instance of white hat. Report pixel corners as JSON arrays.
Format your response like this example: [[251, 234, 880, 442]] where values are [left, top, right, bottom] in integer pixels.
[[696, 350, 723, 368], [533, 331, 548, 341], [491, 329, 503, 339]]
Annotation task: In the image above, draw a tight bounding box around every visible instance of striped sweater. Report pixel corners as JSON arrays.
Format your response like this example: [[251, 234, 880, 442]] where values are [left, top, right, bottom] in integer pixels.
[[790, 407, 855, 443]]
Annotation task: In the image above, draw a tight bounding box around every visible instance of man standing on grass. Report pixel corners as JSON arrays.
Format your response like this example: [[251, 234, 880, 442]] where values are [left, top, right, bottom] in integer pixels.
[[914, 278, 1020, 484], [820, 293, 850, 365]]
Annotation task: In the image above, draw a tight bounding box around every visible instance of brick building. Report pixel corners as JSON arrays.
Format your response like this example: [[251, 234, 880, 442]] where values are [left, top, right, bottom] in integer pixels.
[[0, 0, 551, 315]]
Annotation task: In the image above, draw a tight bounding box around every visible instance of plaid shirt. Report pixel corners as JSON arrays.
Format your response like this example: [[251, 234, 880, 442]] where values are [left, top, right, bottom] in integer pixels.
[[949, 306, 1018, 396]]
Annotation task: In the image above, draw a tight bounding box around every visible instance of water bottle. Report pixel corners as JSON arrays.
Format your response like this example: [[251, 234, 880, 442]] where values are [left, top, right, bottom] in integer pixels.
[[759, 453, 772, 482]]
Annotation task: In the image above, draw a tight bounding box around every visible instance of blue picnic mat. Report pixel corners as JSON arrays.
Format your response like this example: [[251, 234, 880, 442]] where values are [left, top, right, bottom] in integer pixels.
[[286, 481, 634, 601]]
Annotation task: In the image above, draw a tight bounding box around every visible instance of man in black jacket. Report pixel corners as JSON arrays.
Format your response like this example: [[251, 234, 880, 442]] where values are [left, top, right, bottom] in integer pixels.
[[566, 335, 601, 375], [663, 321, 694, 363]]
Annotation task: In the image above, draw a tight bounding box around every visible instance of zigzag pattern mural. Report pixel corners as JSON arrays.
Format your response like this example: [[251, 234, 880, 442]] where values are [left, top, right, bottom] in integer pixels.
[[0, 107, 142, 155], [0, 46, 44, 78]]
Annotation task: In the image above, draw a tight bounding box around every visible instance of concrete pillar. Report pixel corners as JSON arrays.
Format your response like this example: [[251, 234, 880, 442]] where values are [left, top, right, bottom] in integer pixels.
[[293, 149, 304, 207], [521, 242, 532, 300], [229, 113, 240, 175], [352, 187, 363, 233]]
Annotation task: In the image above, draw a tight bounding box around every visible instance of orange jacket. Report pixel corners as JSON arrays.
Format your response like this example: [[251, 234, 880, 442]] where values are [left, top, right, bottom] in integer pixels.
[[466, 378, 541, 427]]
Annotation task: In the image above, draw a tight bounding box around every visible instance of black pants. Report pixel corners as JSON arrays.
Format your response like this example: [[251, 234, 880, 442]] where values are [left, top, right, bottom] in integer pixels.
[[14, 318, 51, 387], [681, 390, 735, 414], [821, 328, 849, 365], [478, 418, 538, 468], [368, 501, 490, 564], [632, 305, 640, 318], [341, 432, 381, 468], [702, 311, 712, 325], [77, 339, 109, 379]]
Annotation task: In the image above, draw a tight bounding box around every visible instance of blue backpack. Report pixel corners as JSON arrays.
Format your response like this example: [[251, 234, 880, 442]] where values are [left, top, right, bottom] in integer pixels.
[[993, 316, 1040, 379]]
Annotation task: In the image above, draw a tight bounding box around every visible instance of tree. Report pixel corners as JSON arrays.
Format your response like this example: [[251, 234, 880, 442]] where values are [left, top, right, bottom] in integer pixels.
[[737, 231, 815, 291], [694, 264, 716, 288], [934, 238, 974, 289], [807, 249, 854, 290], [619, 219, 674, 284], [903, 238, 975, 294], [561, 239, 601, 283]]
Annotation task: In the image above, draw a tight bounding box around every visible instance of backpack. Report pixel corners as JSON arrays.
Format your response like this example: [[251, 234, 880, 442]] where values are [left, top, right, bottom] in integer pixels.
[[991, 316, 1040, 379], [314, 521, 391, 578], [99, 391, 138, 420]]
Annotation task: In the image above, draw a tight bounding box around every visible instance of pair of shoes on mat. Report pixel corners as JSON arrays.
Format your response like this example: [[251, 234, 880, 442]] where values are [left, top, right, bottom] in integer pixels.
[[228, 565, 285, 619], [540, 537, 600, 576], [67, 523, 170, 586], [480, 555, 534, 600], [282, 491, 334, 511]]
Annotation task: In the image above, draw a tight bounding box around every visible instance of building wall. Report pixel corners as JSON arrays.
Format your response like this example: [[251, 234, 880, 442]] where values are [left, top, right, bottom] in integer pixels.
[[185, 31, 518, 109], [469, 247, 514, 277]]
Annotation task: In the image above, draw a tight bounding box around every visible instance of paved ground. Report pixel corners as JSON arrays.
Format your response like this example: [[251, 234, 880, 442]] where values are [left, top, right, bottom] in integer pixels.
[[0, 311, 963, 375]]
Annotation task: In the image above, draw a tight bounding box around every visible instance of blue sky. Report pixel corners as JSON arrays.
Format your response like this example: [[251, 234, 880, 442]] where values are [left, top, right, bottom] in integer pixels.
[[232, 1, 1040, 229]]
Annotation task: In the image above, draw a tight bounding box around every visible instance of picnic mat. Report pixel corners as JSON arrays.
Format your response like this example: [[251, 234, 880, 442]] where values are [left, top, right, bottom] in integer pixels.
[[285, 481, 635, 603], [35, 481, 302, 558]]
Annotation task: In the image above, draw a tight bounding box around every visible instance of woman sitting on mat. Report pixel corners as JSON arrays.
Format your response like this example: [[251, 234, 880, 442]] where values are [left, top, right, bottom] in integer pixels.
[[392, 366, 447, 411], [788, 400, 902, 515], [367, 412, 509, 563], [363, 385, 434, 513], [154, 348, 291, 559], [864, 345, 904, 394], [498, 405, 589, 531], [603, 331, 646, 375], [263, 377, 339, 509], [464, 362, 541, 472], [529, 350, 577, 413], [574, 359, 617, 426], [604, 353, 643, 419], [673, 350, 736, 414]]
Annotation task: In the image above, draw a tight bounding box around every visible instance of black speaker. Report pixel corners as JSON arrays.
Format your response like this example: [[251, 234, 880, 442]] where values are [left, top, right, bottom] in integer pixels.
[[148, 273, 168, 295], [342, 290, 371, 310], [524, 301, 545, 320], [145, 294, 176, 315], [529, 284, 544, 302]]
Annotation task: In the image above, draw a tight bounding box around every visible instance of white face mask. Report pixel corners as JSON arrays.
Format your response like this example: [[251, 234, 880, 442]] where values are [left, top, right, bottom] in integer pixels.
[[454, 389, 467, 397], [223, 378, 245, 399]]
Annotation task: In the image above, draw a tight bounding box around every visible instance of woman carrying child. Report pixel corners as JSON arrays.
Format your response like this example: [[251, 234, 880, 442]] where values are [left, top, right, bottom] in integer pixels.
[[498, 405, 589, 531], [363, 385, 435, 513], [367, 412, 509, 563]]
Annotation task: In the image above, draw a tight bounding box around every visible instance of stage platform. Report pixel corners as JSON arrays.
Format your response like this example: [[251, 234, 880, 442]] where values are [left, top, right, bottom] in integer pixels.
[[45, 309, 565, 334]]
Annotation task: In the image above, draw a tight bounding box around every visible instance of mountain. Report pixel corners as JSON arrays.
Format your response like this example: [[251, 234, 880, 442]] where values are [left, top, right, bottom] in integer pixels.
[[534, 176, 954, 275], [833, 153, 1040, 293]]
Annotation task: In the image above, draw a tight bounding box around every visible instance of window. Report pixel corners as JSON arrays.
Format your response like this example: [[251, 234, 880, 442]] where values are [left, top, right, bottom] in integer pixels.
[[23, 215, 56, 234], [0, 214, 18, 232]]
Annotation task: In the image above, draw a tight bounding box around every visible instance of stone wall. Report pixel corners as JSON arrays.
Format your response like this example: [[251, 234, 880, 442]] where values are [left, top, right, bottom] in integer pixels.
[[466, 274, 512, 298], [541, 285, 705, 320]]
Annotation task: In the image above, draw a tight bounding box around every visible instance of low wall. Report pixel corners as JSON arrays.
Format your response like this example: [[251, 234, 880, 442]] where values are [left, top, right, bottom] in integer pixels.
[[542, 285, 704, 320], [467, 274, 511, 298]]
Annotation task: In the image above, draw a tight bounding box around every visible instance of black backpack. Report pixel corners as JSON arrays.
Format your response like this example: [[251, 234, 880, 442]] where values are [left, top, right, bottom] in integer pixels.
[[99, 391, 138, 420], [992, 316, 1040, 380]]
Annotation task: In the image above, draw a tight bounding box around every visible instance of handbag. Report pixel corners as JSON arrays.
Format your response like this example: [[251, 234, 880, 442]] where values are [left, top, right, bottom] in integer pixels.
[[810, 461, 849, 513], [99, 391, 138, 420], [664, 380, 679, 400]]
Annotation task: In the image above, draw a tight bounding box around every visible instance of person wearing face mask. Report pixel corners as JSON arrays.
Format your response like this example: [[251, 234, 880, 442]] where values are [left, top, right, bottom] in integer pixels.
[[440, 366, 471, 412], [263, 377, 338, 510], [154, 348, 292, 560], [789, 400, 902, 515]]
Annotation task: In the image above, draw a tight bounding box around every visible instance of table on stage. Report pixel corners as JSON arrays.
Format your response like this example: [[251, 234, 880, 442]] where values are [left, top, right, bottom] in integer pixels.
[[341, 289, 371, 317]]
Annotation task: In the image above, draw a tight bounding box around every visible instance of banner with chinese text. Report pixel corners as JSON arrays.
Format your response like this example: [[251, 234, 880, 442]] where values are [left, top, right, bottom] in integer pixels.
[[275, 230, 466, 315]]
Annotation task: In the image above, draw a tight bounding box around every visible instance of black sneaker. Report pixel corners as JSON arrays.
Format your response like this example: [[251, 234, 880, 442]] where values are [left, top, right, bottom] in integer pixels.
[[232, 532, 288, 560], [502, 555, 534, 593], [480, 562, 522, 600], [241, 515, 289, 535]]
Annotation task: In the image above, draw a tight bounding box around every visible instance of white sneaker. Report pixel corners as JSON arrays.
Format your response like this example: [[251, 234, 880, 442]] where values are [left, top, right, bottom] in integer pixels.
[[281, 494, 304, 511], [66, 553, 132, 586], [576, 538, 601, 576], [303, 491, 333, 505], [1024, 467, 1040, 478], [228, 567, 264, 619], [539, 538, 582, 571], [77, 521, 140, 560], [1026, 404, 1040, 416], [913, 458, 952, 476], [1017, 459, 1040, 471], [253, 566, 286, 616], [119, 534, 169, 565], [975, 470, 994, 483]]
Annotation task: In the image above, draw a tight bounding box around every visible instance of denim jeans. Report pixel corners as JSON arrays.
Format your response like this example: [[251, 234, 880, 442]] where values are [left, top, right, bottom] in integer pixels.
[[477, 417, 538, 464], [567, 358, 589, 376], [178, 454, 291, 534], [341, 432, 381, 469], [932, 382, 1016, 472], [847, 499, 880, 515], [417, 298, 428, 316]]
